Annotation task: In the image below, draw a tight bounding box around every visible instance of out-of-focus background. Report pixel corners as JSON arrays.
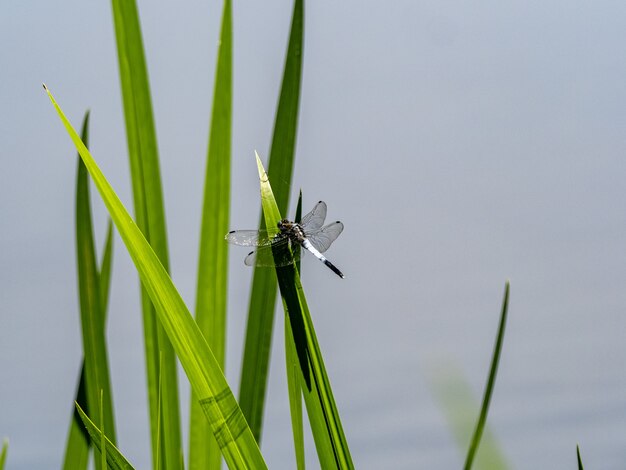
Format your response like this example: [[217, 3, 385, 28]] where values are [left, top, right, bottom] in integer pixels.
[[2, 1, 626, 468]]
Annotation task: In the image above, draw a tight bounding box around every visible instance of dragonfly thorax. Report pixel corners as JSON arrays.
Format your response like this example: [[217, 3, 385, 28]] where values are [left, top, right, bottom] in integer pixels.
[[278, 219, 306, 241]]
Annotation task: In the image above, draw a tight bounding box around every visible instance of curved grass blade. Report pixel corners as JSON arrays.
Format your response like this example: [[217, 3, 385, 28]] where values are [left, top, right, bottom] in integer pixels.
[[239, 0, 304, 442], [75, 112, 117, 468], [76, 403, 135, 470], [64, 114, 115, 470], [45, 86, 267, 470], [0, 439, 8, 470], [256, 154, 354, 469], [576, 445, 584, 470], [464, 281, 510, 470], [189, 2, 232, 469], [110, 1, 182, 466]]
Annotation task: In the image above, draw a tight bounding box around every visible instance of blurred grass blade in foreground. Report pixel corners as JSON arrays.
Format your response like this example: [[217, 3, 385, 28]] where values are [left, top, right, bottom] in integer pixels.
[[64, 112, 115, 470], [0, 439, 7, 470], [464, 282, 510, 470], [189, 1, 232, 469], [239, 0, 304, 441], [74, 111, 117, 469], [45, 85, 267, 470], [76, 404, 135, 470], [256, 153, 354, 469], [110, 1, 182, 466]]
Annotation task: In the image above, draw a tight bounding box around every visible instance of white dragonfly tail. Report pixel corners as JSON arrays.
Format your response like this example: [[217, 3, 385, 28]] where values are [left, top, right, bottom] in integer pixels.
[[301, 239, 345, 278]]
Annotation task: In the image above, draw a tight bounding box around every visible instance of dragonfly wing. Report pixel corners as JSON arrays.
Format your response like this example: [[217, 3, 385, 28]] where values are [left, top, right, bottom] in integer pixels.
[[299, 201, 327, 231], [306, 221, 344, 253], [225, 229, 274, 246], [244, 239, 301, 267]]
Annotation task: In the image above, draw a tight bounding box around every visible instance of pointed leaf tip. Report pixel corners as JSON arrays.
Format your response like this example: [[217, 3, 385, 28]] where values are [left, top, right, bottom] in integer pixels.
[[255, 152, 269, 182]]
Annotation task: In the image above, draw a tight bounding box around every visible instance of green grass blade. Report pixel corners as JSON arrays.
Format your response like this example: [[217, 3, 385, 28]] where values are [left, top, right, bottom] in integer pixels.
[[239, 0, 304, 441], [63, 217, 114, 470], [75, 111, 117, 469], [63, 225, 115, 470], [285, 318, 305, 470], [464, 282, 510, 470], [63, 369, 90, 470], [256, 154, 354, 469], [189, 2, 232, 469], [286, 189, 304, 469], [0, 439, 8, 470], [46, 86, 267, 470], [100, 391, 107, 470], [100, 220, 114, 315], [63, 112, 95, 470], [576, 445, 584, 470], [110, 2, 182, 467], [76, 404, 135, 470], [294, 190, 303, 274]]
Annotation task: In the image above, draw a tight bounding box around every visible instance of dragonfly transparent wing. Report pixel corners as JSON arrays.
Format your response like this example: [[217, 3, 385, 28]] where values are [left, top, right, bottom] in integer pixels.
[[244, 238, 301, 267], [306, 221, 344, 253], [225, 229, 276, 247], [299, 201, 327, 231]]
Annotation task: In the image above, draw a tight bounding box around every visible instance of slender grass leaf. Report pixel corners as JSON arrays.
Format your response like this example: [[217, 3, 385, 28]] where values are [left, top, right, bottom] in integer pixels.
[[239, 0, 304, 442], [63, 218, 114, 470], [64, 112, 95, 470], [285, 318, 305, 470], [100, 391, 107, 470], [285, 189, 304, 469], [464, 282, 510, 470], [100, 221, 114, 315], [110, 1, 182, 466], [75, 111, 116, 469], [0, 439, 8, 470], [157, 353, 164, 470], [294, 190, 303, 274], [256, 154, 354, 469], [63, 368, 90, 470], [189, 2, 232, 469], [76, 404, 135, 470], [577, 445, 584, 470], [45, 86, 267, 470]]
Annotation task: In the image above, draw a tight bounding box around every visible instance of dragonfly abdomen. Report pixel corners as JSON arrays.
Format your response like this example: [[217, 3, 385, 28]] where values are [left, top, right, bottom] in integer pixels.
[[301, 239, 345, 279]]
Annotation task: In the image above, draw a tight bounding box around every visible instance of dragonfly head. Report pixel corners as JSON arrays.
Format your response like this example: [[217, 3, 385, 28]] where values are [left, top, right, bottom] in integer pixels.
[[277, 219, 291, 231]]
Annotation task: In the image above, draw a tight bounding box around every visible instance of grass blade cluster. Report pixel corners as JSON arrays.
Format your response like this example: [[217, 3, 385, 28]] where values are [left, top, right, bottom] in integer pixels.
[[256, 154, 354, 469], [238, 0, 304, 441], [189, 2, 232, 469], [45, 86, 267, 469], [74, 112, 117, 468], [76, 404, 135, 470], [110, 1, 182, 467]]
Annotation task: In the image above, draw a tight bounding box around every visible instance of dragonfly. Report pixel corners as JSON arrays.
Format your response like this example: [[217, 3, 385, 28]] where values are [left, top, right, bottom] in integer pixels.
[[225, 201, 345, 278]]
